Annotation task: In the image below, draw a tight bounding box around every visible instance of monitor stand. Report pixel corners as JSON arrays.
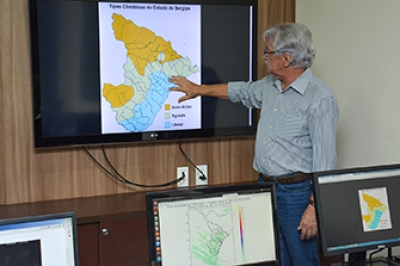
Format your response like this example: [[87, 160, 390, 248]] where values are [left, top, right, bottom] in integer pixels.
[[388, 248, 400, 265], [331, 248, 400, 266], [330, 259, 390, 266]]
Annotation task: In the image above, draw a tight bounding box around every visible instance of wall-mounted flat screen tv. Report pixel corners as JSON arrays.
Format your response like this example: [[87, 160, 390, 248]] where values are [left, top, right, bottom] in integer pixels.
[[29, 0, 258, 148]]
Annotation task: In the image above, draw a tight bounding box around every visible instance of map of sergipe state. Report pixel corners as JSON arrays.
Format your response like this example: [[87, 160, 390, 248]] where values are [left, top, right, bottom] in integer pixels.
[[361, 192, 389, 230], [102, 13, 199, 132]]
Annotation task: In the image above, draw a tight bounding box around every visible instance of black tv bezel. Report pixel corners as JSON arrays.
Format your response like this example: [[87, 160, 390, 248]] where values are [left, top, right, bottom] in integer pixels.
[[28, 0, 259, 149], [312, 163, 400, 257], [0, 211, 80, 266], [145, 183, 280, 266]]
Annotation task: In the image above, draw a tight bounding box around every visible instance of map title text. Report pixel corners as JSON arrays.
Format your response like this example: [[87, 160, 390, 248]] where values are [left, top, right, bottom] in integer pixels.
[[109, 4, 191, 12]]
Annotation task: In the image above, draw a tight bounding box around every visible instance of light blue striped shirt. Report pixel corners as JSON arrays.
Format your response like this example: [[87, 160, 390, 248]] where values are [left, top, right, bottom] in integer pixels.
[[228, 68, 339, 176]]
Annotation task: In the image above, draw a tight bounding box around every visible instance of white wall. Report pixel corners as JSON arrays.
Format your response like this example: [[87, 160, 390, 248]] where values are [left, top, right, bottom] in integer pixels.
[[296, 0, 400, 258], [296, 0, 400, 169]]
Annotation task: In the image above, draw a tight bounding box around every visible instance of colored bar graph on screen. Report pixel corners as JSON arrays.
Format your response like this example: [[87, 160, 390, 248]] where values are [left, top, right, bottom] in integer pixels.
[[238, 206, 245, 261]]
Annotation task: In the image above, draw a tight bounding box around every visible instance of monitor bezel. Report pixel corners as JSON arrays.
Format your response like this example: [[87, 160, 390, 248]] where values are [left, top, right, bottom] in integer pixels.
[[146, 183, 280, 266], [0, 211, 80, 266], [312, 163, 400, 257], [28, 0, 259, 149]]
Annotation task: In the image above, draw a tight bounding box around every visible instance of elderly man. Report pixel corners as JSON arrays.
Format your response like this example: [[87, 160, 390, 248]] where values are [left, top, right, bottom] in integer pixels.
[[169, 23, 339, 266]]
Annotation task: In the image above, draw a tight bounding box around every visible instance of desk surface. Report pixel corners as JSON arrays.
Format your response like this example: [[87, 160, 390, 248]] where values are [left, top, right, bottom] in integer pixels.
[[0, 192, 148, 224]]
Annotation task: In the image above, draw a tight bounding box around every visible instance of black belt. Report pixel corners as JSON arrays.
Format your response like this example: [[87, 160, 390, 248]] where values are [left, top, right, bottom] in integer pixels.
[[261, 172, 312, 184]]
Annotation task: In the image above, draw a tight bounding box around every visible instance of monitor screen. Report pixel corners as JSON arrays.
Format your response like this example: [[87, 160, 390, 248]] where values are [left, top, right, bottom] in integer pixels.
[[313, 164, 400, 257], [146, 183, 280, 266], [29, 0, 258, 148], [0, 212, 79, 266]]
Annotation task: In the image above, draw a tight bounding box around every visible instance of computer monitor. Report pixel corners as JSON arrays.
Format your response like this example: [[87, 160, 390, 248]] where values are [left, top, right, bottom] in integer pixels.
[[0, 212, 79, 266], [313, 164, 400, 263], [146, 183, 280, 266]]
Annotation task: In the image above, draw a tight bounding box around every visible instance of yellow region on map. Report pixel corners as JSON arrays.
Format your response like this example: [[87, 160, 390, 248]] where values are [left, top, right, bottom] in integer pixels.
[[103, 84, 135, 108], [361, 193, 387, 225], [111, 13, 182, 76]]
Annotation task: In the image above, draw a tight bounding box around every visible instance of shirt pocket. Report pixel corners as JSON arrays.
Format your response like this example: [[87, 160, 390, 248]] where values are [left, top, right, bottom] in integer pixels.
[[277, 113, 308, 139]]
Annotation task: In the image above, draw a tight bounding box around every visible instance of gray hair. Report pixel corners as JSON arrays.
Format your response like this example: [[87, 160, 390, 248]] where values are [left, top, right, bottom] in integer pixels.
[[263, 23, 315, 68]]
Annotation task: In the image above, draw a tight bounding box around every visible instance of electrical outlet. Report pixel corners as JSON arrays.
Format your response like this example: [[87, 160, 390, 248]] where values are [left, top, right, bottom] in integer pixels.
[[177, 167, 189, 187], [195, 165, 208, 186]]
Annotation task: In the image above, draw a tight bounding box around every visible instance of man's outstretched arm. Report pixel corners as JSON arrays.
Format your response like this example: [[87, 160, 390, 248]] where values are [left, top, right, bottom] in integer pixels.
[[169, 76, 229, 103]]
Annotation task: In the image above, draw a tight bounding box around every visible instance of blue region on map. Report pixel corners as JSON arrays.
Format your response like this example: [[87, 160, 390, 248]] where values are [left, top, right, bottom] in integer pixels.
[[120, 71, 175, 131], [370, 210, 383, 229]]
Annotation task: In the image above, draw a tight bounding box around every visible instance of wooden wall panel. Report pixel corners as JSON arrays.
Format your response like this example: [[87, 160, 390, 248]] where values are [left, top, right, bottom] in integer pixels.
[[257, 0, 296, 78], [0, 0, 294, 205]]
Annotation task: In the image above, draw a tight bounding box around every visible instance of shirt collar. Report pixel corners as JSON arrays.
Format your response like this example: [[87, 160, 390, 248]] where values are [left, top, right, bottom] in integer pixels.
[[273, 68, 312, 95]]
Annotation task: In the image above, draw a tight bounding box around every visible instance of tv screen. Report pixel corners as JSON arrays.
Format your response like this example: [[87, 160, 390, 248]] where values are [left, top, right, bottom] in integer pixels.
[[312, 164, 400, 260], [29, 0, 258, 148], [146, 183, 280, 266], [0, 212, 79, 266]]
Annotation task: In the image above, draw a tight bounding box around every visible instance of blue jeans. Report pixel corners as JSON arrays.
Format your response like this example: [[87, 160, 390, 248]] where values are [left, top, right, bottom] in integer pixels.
[[258, 175, 320, 266]]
